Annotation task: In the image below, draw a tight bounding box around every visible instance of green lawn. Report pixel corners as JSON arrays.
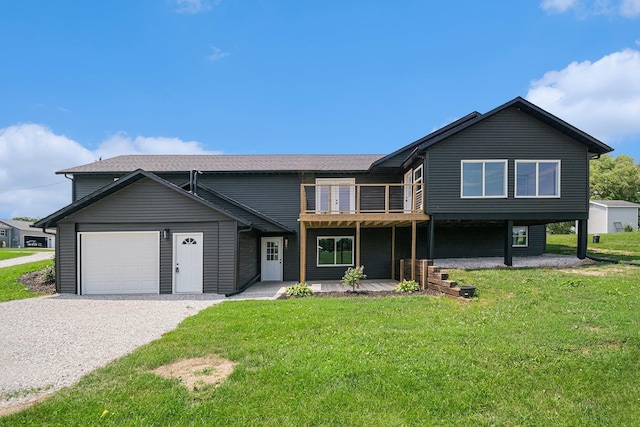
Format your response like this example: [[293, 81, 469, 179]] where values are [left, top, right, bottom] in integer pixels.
[[3, 263, 639, 425], [0, 248, 50, 261], [0, 260, 54, 302], [547, 230, 640, 262]]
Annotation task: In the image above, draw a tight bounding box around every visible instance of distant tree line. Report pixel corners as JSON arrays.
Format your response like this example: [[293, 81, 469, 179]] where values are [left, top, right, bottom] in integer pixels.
[[549, 154, 639, 234], [590, 154, 640, 203]]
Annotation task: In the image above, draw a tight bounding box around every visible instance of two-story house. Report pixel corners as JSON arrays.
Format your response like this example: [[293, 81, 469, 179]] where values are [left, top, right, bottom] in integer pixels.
[[34, 97, 613, 295]]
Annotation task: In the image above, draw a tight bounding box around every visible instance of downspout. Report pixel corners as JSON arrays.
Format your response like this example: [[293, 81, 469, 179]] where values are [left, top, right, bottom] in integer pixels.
[[225, 225, 258, 297]]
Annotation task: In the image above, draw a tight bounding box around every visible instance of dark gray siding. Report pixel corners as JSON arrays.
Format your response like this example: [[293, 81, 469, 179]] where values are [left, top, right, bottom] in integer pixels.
[[74, 174, 123, 201], [56, 222, 77, 293], [58, 177, 237, 294], [217, 221, 237, 294], [199, 174, 302, 229], [282, 232, 299, 282], [73, 173, 188, 201], [432, 222, 545, 259], [238, 230, 259, 288], [425, 107, 589, 219]]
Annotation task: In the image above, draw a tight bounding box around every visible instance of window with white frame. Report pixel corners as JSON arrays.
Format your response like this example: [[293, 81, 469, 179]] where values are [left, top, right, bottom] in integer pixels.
[[317, 236, 354, 267], [512, 226, 528, 247], [516, 160, 560, 197], [0, 230, 5, 236], [315, 178, 355, 214], [461, 160, 507, 198]]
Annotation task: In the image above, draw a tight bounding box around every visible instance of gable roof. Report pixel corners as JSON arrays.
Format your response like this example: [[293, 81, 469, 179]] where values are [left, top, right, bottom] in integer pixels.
[[0, 219, 36, 231], [590, 200, 640, 208], [370, 112, 482, 170], [413, 97, 613, 156], [33, 170, 291, 232], [58, 154, 385, 174]]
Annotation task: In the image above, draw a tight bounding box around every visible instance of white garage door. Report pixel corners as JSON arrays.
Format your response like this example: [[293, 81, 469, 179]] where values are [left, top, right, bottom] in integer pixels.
[[80, 232, 159, 295]]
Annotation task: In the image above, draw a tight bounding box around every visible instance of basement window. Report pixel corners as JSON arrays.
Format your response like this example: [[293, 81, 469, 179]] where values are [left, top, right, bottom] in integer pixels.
[[512, 226, 528, 247], [317, 236, 354, 267]]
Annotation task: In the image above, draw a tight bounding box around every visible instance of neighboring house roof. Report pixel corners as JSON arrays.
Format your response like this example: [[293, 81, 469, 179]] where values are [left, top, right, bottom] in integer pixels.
[[413, 97, 613, 156], [590, 200, 640, 208], [34, 170, 292, 233], [57, 154, 386, 174], [0, 219, 56, 233], [0, 219, 35, 231]]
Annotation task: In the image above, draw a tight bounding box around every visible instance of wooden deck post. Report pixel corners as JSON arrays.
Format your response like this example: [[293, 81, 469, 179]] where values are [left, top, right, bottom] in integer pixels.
[[420, 259, 428, 290], [411, 220, 417, 281], [577, 219, 587, 259], [399, 259, 405, 281], [356, 222, 361, 267], [300, 221, 307, 283], [391, 225, 396, 280]]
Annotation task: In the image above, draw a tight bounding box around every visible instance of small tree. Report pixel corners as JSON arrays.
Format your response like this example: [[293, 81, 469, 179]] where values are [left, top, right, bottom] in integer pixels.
[[342, 266, 366, 292]]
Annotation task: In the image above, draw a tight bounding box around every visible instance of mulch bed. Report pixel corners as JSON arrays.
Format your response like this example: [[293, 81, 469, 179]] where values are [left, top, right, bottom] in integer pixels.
[[278, 289, 440, 299], [17, 270, 56, 295]]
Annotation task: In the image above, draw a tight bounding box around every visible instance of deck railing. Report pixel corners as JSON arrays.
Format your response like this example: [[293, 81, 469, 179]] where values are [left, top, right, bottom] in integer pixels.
[[300, 183, 424, 215]]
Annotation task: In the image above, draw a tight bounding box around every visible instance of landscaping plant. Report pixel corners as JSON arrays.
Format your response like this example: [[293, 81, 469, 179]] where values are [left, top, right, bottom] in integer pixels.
[[285, 283, 313, 297], [341, 265, 366, 291], [394, 279, 420, 293]]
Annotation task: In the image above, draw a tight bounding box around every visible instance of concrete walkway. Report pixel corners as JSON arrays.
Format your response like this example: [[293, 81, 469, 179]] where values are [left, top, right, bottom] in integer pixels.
[[0, 251, 55, 268]]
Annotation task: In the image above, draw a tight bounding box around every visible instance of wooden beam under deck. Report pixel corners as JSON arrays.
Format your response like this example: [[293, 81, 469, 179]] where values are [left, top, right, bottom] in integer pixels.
[[299, 213, 429, 229]]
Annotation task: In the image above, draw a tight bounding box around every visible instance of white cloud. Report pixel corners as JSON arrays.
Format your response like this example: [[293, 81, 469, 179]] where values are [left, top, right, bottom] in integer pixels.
[[174, 0, 216, 15], [207, 45, 230, 62], [620, 0, 640, 16], [541, 0, 640, 16], [0, 124, 218, 219], [526, 48, 640, 144], [541, 0, 578, 13]]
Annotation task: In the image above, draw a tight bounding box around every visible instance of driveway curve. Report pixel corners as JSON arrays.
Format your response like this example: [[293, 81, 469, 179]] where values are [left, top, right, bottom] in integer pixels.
[[0, 294, 226, 411]]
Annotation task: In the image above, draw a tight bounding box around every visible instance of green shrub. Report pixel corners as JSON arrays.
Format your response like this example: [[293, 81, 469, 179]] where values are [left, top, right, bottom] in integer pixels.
[[547, 221, 575, 234], [395, 280, 420, 293], [624, 224, 634, 232], [342, 266, 366, 291], [285, 283, 313, 297], [41, 264, 55, 283]]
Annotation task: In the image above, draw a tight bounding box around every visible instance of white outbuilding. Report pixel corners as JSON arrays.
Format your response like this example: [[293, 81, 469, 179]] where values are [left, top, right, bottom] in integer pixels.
[[588, 200, 640, 234]]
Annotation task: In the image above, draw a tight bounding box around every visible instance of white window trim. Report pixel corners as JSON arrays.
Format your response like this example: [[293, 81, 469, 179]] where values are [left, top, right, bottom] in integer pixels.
[[317, 236, 355, 267], [515, 160, 561, 198], [512, 226, 529, 248], [460, 160, 508, 199]]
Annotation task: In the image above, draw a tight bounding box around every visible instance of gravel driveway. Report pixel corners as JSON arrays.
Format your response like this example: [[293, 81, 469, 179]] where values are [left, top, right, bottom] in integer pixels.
[[0, 294, 227, 411]]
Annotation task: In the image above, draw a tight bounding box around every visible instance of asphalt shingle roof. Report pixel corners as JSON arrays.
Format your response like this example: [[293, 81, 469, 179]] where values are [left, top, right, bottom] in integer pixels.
[[58, 154, 386, 174]]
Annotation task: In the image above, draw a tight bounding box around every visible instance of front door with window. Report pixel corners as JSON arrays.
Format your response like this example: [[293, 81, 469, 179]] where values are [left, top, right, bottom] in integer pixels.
[[261, 237, 283, 281], [173, 232, 203, 293]]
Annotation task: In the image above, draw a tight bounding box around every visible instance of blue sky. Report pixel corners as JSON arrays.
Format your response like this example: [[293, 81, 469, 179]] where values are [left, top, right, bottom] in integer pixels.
[[1, 0, 640, 218]]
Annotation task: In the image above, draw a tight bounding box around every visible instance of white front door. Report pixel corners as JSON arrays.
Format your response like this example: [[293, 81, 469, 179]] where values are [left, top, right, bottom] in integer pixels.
[[173, 232, 203, 293], [261, 237, 283, 281], [403, 170, 413, 212]]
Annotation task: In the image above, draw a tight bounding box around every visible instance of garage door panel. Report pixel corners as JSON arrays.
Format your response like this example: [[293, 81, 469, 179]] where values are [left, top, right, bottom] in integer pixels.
[[81, 232, 159, 295]]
